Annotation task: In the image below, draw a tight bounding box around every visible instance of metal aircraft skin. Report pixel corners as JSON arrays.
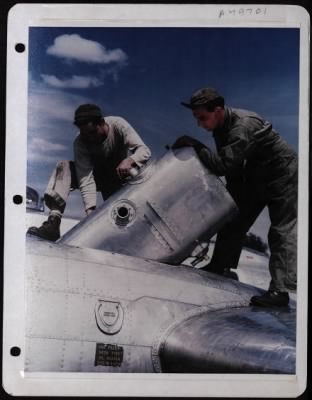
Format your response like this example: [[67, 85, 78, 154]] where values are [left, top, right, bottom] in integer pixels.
[[25, 148, 296, 374]]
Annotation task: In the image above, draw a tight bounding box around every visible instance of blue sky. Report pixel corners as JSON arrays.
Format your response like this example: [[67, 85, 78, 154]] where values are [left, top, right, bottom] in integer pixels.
[[27, 27, 300, 237]]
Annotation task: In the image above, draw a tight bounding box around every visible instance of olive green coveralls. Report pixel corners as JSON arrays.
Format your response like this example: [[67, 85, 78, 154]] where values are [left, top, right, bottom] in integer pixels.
[[199, 107, 297, 292]]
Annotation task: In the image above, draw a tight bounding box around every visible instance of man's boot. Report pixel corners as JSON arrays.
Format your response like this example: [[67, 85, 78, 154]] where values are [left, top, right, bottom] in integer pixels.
[[27, 215, 61, 242], [250, 291, 289, 307]]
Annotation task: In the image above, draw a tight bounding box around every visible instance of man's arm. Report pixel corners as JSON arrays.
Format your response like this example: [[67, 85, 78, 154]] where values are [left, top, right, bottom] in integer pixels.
[[116, 117, 151, 167], [199, 126, 249, 176], [198, 126, 249, 176], [172, 129, 248, 177], [74, 137, 97, 213], [172, 126, 249, 176]]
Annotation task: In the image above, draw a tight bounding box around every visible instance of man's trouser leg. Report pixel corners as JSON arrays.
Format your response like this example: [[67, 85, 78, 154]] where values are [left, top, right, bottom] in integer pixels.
[[27, 161, 78, 241], [267, 166, 298, 293], [44, 160, 78, 216], [209, 191, 265, 271]]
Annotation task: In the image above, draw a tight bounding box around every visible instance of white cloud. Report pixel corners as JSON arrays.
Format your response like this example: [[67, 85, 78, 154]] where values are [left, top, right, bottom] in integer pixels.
[[28, 83, 91, 125], [46, 34, 128, 64], [27, 152, 60, 164], [28, 136, 67, 164], [41, 74, 104, 89], [31, 137, 66, 152]]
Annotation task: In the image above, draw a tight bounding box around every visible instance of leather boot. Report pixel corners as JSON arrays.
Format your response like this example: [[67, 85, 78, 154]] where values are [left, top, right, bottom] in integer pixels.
[[27, 215, 61, 242], [250, 290, 289, 307]]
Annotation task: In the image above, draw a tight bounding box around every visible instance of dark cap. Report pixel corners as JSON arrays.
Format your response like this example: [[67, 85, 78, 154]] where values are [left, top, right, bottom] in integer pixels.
[[181, 88, 224, 110], [74, 104, 103, 126]]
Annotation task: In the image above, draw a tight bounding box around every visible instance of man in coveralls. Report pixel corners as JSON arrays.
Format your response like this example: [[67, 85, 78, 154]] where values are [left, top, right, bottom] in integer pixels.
[[173, 88, 297, 307], [28, 104, 151, 241]]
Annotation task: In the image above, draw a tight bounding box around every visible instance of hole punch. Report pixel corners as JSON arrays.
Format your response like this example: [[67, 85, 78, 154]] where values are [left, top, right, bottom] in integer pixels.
[[10, 347, 21, 357], [13, 195, 23, 204], [15, 43, 25, 53]]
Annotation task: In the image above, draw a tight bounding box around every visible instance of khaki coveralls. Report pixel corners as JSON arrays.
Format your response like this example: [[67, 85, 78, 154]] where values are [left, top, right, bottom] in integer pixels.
[[199, 107, 297, 292]]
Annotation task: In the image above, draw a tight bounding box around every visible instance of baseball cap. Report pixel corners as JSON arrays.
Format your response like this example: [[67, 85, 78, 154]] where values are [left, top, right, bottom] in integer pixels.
[[74, 104, 103, 126], [181, 88, 224, 109]]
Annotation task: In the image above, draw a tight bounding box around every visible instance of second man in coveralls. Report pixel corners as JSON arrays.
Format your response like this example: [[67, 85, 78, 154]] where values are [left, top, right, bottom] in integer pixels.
[[173, 88, 297, 307]]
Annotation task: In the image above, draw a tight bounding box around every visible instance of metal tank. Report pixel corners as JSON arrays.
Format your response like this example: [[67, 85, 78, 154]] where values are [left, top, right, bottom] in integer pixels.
[[60, 147, 238, 264]]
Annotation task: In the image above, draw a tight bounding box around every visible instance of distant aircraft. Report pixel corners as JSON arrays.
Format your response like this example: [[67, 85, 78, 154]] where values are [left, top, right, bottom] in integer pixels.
[[25, 148, 296, 374], [26, 186, 45, 212]]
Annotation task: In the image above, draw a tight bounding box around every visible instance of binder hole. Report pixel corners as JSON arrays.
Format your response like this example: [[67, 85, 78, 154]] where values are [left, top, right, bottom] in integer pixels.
[[10, 347, 21, 357], [13, 195, 23, 204], [15, 43, 25, 53]]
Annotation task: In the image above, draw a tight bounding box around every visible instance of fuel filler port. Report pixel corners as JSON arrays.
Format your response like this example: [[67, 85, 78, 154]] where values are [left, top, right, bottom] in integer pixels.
[[111, 200, 136, 226]]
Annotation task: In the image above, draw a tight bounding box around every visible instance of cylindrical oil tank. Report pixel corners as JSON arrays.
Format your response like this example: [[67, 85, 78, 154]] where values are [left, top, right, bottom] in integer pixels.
[[60, 148, 238, 264]]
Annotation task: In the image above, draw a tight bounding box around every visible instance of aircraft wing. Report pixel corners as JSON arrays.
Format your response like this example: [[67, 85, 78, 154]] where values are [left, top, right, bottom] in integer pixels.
[[25, 237, 296, 374]]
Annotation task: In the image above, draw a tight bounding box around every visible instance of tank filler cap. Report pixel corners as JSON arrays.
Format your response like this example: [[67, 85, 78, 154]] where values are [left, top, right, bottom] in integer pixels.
[[111, 200, 136, 226]]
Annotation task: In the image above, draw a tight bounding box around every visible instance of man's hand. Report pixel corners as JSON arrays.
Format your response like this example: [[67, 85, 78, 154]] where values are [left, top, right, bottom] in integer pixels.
[[172, 135, 206, 153], [86, 207, 95, 216], [116, 157, 135, 179]]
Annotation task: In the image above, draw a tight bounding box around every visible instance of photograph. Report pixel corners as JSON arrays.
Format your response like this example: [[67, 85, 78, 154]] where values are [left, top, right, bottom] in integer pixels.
[[3, 3, 309, 398]]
